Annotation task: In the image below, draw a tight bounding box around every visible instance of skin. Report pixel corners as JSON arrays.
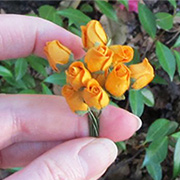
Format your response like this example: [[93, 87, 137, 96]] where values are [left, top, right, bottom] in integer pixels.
[[0, 15, 142, 180]]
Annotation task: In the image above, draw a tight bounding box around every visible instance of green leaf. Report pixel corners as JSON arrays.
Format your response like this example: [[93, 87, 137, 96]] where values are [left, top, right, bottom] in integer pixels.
[[168, 0, 177, 8], [44, 72, 66, 86], [174, 50, 180, 76], [175, 12, 180, 17], [115, 141, 126, 151], [39, 5, 55, 19], [152, 74, 168, 85], [95, 0, 118, 21], [146, 118, 178, 143], [173, 35, 180, 48], [57, 8, 91, 27], [109, 101, 119, 108], [75, 110, 88, 116], [156, 41, 176, 81], [39, 5, 63, 26], [173, 137, 180, 178], [171, 131, 180, 140], [141, 88, 154, 107], [52, 14, 63, 27], [143, 136, 168, 166], [1, 59, 15, 67], [68, 25, 81, 37], [22, 74, 36, 88], [111, 94, 125, 101], [15, 80, 27, 89], [129, 89, 144, 117], [27, 14, 38, 17], [41, 83, 53, 95], [0, 65, 13, 77], [19, 89, 37, 94], [138, 3, 156, 39], [1, 86, 18, 94], [15, 58, 28, 81], [30, 56, 49, 66], [27, 57, 47, 77], [4, 76, 27, 89], [126, 49, 140, 66], [146, 162, 162, 180], [80, 3, 93, 13], [3, 76, 17, 87], [117, 0, 129, 10], [155, 12, 173, 30], [7, 167, 22, 173]]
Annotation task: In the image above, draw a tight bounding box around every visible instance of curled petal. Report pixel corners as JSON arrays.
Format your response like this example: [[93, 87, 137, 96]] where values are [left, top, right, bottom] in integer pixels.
[[83, 79, 109, 110], [66, 61, 91, 90], [62, 84, 88, 112], [44, 40, 71, 71], [105, 64, 131, 97], [81, 20, 107, 49], [110, 45, 134, 65], [84, 45, 113, 73], [129, 58, 154, 89]]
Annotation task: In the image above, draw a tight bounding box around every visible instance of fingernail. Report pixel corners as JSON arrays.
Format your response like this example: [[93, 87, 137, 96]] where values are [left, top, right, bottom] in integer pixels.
[[79, 138, 117, 179], [132, 114, 142, 130]]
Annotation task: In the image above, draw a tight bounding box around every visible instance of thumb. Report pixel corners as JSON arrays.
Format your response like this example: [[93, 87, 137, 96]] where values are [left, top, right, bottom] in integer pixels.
[[0, 15, 85, 60], [5, 138, 117, 180]]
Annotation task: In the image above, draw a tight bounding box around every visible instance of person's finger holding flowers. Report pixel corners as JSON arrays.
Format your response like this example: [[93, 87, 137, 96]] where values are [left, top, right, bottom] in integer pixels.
[[0, 15, 148, 180]]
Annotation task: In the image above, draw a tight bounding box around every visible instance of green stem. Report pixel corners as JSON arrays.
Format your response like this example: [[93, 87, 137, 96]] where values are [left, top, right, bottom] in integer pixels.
[[88, 110, 100, 137]]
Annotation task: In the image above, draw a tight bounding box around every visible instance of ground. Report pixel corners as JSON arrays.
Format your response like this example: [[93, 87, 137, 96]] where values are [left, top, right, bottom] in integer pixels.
[[0, 1, 180, 180]]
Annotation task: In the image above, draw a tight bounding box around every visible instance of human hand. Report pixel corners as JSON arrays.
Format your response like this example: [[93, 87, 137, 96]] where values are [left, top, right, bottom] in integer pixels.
[[0, 15, 142, 180]]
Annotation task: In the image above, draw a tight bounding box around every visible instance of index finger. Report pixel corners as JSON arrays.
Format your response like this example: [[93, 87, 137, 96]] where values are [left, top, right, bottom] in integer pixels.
[[0, 95, 141, 150], [0, 14, 85, 60]]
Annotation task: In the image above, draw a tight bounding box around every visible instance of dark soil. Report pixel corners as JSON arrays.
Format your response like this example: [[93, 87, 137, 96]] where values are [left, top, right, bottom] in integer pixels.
[[0, 1, 61, 14]]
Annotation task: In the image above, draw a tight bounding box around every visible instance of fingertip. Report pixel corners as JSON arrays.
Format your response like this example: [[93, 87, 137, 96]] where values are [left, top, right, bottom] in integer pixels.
[[5, 138, 117, 180], [79, 138, 118, 179], [99, 105, 142, 142], [131, 114, 142, 131], [33, 17, 85, 59], [0, 15, 85, 60]]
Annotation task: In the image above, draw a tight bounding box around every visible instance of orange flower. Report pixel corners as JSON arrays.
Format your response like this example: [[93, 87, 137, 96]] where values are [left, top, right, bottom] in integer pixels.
[[105, 64, 131, 97], [44, 40, 71, 71], [84, 45, 113, 73], [66, 61, 91, 90], [129, 58, 154, 89], [83, 79, 109, 110], [81, 20, 108, 49], [110, 45, 134, 65], [62, 84, 88, 112], [92, 69, 109, 87]]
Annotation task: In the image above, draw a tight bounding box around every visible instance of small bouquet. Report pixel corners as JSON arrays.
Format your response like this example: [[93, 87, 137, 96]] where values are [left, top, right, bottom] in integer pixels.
[[44, 20, 154, 137]]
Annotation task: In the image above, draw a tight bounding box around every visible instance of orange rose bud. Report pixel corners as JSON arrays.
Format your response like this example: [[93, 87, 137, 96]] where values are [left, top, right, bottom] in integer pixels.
[[62, 84, 88, 112], [105, 64, 131, 97], [92, 69, 109, 87], [85, 45, 113, 73], [44, 40, 71, 71], [81, 20, 108, 49], [129, 58, 154, 89], [110, 45, 134, 65], [83, 79, 109, 110], [66, 61, 91, 91]]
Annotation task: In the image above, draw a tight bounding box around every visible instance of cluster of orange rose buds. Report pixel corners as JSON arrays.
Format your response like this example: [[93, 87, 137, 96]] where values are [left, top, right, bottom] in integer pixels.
[[44, 20, 154, 114]]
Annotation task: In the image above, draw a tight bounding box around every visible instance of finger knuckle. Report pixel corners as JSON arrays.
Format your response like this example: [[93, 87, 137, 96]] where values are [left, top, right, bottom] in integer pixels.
[[9, 108, 22, 143], [41, 160, 67, 180]]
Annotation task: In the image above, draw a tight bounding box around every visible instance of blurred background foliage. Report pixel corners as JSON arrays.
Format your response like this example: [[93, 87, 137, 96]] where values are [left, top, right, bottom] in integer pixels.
[[0, 0, 180, 180]]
